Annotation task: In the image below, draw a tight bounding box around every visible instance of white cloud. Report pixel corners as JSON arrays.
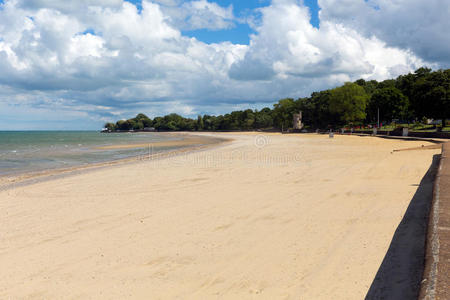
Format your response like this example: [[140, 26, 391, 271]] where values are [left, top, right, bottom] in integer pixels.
[[0, 0, 445, 129], [182, 0, 234, 30], [229, 0, 426, 82], [318, 0, 450, 67], [154, 0, 235, 31]]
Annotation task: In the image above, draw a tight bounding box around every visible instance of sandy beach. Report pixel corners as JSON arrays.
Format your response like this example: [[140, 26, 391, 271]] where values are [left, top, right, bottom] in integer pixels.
[[0, 132, 441, 299]]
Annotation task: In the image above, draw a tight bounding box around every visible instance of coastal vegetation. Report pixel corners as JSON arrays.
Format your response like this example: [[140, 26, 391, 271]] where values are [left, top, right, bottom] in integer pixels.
[[105, 67, 449, 132]]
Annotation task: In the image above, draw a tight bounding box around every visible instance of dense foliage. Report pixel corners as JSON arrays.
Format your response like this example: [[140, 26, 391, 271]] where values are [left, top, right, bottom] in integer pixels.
[[329, 82, 368, 124], [105, 68, 449, 131]]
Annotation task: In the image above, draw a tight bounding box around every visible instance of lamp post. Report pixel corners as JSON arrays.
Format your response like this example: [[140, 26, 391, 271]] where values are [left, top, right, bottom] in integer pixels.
[[377, 107, 380, 129]]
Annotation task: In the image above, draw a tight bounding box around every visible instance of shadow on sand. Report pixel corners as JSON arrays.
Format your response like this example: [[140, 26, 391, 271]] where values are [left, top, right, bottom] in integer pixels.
[[365, 154, 440, 300]]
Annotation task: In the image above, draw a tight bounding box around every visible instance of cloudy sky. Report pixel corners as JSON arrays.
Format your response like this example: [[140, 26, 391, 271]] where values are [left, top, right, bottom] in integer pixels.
[[0, 0, 448, 130]]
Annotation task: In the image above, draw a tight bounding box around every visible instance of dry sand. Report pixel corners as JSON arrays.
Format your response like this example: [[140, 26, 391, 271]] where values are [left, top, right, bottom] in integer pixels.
[[0, 133, 441, 299]]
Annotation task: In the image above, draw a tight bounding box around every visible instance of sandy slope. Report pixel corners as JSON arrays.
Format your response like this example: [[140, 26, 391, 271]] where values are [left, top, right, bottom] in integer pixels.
[[0, 133, 440, 299]]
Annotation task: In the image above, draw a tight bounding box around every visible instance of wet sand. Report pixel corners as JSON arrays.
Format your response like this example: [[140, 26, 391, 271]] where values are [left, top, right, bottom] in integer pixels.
[[0, 133, 227, 191], [94, 134, 222, 150], [0, 132, 441, 299]]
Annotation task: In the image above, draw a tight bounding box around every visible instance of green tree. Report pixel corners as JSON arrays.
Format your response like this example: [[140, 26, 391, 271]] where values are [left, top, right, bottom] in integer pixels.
[[297, 91, 338, 128], [242, 109, 255, 130], [202, 115, 212, 130], [196, 115, 204, 131], [133, 121, 144, 130], [254, 107, 273, 129], [152, 117, 164, 130], [116, 120, 130, 131], [329, 82, 368, 125], [411, 69, 449, 120], [377, 79, 396, 89], [166, 121, 177, 131], [142, 118, 153, 128], [184, 118, 196, 131], [126, 119, 137, 130], [355, 79, 379, 96], [368, 87, 409, 122], [134, 113, 152, 128], [162, 114, 184, 130], [221, 113, 233, 130], [104, 122, 116, 131], [272, 98, 297, 130], [135, 113, 149, 120], [396, 73, 416, 102]]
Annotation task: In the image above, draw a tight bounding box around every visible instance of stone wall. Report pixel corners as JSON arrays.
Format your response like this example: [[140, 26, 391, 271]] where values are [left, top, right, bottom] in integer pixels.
[[420, 142, 450, 299]]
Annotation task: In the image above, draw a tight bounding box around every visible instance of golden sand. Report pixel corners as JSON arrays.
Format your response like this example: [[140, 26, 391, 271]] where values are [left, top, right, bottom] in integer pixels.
[[0, 132, 440, 299]]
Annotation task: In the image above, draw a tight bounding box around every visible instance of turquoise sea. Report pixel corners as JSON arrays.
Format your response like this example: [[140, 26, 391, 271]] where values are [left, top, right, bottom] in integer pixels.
[[0, 131, 187, 176]]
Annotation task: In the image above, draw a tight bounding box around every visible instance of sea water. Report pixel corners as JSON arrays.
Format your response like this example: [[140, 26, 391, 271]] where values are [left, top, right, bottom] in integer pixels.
[[0, 131, 185, 176]]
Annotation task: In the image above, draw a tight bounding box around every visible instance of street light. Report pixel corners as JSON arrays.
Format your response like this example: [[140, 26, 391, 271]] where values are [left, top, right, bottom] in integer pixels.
[[377, 107, 380, 129]]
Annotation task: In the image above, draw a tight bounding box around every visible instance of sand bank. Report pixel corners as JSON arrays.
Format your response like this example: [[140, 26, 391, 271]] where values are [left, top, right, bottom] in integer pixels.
[[0, 133, 440, 299]]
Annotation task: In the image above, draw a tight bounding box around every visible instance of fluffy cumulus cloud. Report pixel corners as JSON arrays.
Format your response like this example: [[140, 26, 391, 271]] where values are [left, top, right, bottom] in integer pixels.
[[0, 0, 446, 129], [318, 0, 450, 67], [229, 0, 425, 81]]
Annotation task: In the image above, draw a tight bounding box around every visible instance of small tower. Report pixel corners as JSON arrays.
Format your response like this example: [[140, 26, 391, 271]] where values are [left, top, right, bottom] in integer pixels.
[[293, 111, 303, 130]]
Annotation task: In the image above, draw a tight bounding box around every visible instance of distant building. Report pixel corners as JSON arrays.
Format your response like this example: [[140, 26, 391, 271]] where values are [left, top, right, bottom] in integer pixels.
[[293, 112, 303, 130], [143, 127, 156, 132]]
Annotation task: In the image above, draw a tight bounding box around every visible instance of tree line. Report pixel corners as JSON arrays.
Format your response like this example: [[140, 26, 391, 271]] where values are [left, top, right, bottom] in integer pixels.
[[105, 67, 449, 132]]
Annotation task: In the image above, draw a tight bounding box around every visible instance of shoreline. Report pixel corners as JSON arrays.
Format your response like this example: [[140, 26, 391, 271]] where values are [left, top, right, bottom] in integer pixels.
[[0, 133, 231, 192]]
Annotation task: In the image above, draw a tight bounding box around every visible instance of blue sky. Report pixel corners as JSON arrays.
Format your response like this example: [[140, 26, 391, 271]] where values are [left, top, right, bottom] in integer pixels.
[[124, 0, 320, 44], [0, 0, 448, 130], [185, 0, 320, 44]]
